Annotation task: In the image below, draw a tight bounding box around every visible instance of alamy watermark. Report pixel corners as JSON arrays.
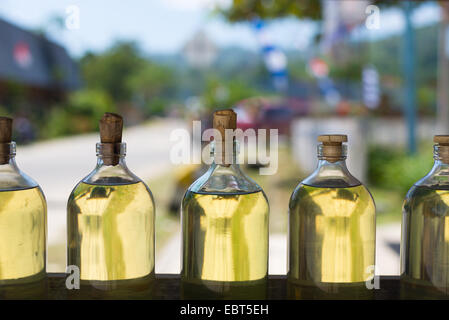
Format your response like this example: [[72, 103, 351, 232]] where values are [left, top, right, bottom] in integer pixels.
[[365, 5, 380, 30], [169, 121, 279, 175], [365, 265, 380, 290], [66, 265, 80, 290], [65, 5, 80, 30]]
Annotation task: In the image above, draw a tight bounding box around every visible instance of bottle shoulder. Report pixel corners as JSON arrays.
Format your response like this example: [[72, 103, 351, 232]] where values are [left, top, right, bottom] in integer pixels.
[[411, 161, 449, 190], [300, 160, 362, 189], [68, 180, 154, 207], [81, 163, 142, 186], [289, 182, 374, 208], [403, 164, 449, 208], [187, 164, 263, 195], [404, 184, 449, 204], [402, 184, 449, 220], [300, 172, 362, 189], [182, 188, 269, 217], [70, 161, 153, 198], [0, 165, 40, 191]]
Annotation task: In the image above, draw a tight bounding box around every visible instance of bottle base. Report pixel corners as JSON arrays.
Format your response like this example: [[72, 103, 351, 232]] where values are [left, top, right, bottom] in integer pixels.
[[181, 277, 267, 300], [400, 275, 449, 300], [67, 273, 155, 300], [0, 271, 48, 299], [287, 278, 374, 300]]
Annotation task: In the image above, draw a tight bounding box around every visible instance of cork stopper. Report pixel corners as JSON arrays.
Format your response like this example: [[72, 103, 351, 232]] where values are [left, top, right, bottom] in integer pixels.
[[100, 113, 123, 143], [213, 109, 237, 140], [99, 113, 123, 165], [434, 135, 449, 146], [318, 134, 348, 162], [0, 117, 12, 165], [213, 109, 237, 165]]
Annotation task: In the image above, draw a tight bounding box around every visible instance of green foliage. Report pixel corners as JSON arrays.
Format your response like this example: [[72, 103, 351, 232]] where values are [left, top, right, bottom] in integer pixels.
[[201, 77, 263, 110], [127, 63, 176, 107], [42, 89, 116, 138], [221, 0, 321, 21], [0, 105, 11, 118], [80, 42, 146, 102], [367, 144, 434, 196], [368, 143, 434, 223], [288, 58, 313, 81], [78, 42, 179, 118], [417, 86, 436, 114], [221, 0, 420, 22], [145, 97, 169, 116], [329, 59, 363, 82]]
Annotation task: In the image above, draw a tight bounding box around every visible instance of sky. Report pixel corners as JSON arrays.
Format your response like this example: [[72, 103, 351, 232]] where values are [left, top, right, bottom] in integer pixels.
[[0, 0, 441, 58]]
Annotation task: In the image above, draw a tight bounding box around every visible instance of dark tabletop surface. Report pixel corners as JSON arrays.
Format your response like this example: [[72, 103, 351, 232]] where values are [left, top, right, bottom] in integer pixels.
[[0, 274, 404, 300]]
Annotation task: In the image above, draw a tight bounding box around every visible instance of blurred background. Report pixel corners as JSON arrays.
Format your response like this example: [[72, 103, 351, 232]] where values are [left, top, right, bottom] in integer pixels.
[[0, 0, 444, 276]]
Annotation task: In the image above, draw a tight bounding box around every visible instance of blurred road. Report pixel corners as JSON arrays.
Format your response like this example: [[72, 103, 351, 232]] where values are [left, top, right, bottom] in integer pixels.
[[16, 119, 187, 272]]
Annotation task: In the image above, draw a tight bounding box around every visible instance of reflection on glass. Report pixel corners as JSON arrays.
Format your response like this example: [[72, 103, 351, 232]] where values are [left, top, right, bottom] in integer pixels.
[[182, 191, 269, 299], [402, 185, 449, 298], [288, 135, 376, 299], [289, 184, 375, 298], [0, 187, 46, 282], [68, 182, 154, 282]]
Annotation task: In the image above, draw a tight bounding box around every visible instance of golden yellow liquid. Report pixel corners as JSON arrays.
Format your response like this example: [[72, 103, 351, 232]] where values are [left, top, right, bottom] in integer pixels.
[[288, 184, 376, 299], [181, 190, 269, 299], [0, 186, 46, 284], [67, 181, 155, 288], [401, 185, 449, 299]]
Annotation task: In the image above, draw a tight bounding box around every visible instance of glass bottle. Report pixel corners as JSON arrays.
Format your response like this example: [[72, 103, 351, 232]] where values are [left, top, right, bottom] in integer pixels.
[[181, 109, 269, 299], [288, 135, 376, 299], [67, 113, 155, 296], [401, 135, 449, 299], [0, 117, 47, 299]]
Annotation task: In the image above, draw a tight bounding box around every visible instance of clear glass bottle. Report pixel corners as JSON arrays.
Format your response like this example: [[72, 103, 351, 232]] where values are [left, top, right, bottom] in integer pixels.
[[288, 135, 376, 299], [0, 117, 47, 299], [67, 114, 155, 296], [401, 135, 449, 299], [181, 110, 269, 299]]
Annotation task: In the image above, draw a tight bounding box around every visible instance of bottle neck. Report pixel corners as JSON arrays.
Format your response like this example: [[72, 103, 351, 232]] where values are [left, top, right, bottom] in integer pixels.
[[317, 143, 347, 162], [0, 142, 16, 166], [84, 142, 139, 185], [0, 142, 39, 190], [0, 142, 21, 174], [0, 156, 20, 173], [423, 144, 449, 182], [96, 142, 127, 167], [188, 140, 260, 194], [211, 139, 240, 167], [316, 143, 351, 177], [434, 144, 449, 164], [302, 144, 360, 187], [314, 158, 353, 180], [96, 156, 128, 168]]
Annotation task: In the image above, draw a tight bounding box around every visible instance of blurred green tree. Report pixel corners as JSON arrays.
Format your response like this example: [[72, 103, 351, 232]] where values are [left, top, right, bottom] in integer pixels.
[[127, 63, 176, 116], [80, 42, 146, 102], [202, 77, 263, 110], [368, 144, 433, 196], [221, 1, 403, 22], [221, 0, 321, 21], [43, 89, 116, 138]]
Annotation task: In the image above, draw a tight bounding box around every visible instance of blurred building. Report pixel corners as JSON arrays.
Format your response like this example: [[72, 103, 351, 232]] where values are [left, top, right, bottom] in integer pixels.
[[0, 18, 80, 104], [182, 30, 217, 68]]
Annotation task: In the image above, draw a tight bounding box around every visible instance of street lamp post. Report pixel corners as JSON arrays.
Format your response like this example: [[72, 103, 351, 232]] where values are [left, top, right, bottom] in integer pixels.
[[403, 1, 417, 154]]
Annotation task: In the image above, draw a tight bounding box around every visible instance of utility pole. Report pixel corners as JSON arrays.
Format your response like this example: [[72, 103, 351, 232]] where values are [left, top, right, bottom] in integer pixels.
[[437, 2, 449, 132], [403, 1, 417, 154]]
